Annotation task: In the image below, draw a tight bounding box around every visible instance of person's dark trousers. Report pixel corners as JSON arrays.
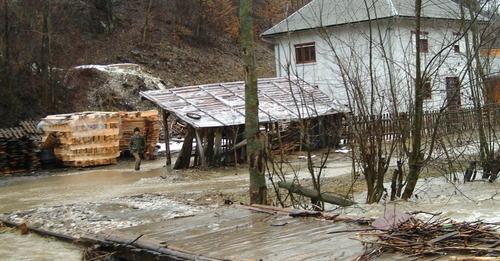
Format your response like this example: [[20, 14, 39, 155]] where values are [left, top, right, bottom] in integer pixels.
[[133, 152, 142, 171]]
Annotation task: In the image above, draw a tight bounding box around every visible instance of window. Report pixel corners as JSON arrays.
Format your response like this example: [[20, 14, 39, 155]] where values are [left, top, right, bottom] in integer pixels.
[[446, 77, 461, 110], [453, 32, 461, 53], [412, 31, 429, 53], [423, 80, 432, 99], [295, 43, 316, 64]]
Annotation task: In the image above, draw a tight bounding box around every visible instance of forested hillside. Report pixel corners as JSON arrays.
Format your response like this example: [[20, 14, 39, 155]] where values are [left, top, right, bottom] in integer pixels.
[[0, 0, 310, 127]]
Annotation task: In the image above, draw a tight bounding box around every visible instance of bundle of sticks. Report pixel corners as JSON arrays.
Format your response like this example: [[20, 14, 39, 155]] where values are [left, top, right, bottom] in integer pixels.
[[356, 215, 500, 259]]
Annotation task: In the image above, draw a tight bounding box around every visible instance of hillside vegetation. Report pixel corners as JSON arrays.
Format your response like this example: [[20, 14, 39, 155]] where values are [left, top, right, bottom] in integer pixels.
[[0, 0, 310, 127]]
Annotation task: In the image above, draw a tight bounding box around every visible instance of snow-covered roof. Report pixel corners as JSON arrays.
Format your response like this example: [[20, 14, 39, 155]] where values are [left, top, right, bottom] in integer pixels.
[[262, 0, 489, 37], [140, 77, 342, 128]]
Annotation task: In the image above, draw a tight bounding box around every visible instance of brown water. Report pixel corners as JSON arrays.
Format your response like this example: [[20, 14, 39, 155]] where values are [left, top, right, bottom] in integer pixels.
[[0, 231, 81, 260], [0, 155, 356, 260]]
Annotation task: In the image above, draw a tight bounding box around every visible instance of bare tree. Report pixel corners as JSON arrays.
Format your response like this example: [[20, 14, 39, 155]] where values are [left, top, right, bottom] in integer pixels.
[[40, 0, 52, 111], [240, 0, 268, 205]]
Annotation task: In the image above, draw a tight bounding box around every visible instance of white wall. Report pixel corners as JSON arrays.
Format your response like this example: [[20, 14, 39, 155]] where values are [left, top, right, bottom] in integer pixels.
[[270, 18, 499, 113]]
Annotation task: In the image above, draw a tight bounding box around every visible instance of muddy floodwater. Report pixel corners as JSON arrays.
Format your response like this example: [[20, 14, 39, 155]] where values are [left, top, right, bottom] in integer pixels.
[[0, 155, 498, 260], [0, 231, 81, 260]]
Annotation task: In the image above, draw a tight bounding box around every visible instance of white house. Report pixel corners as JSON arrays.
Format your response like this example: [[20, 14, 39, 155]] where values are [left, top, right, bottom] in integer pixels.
[[261, 0, 499, 113]]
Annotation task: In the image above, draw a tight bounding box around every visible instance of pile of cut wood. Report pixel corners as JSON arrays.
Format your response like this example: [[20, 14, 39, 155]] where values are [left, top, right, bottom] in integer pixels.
[[40, 112, 121, 167], [0, 127, 41, 175], [118, 110, 160, 160]]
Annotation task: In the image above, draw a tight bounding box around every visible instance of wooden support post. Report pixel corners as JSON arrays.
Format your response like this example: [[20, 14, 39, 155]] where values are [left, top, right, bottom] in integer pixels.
[[318, 116, 326, 148], [195, 129, 207, 169], [174, 126, 195, 169], [162, 110, 171, 166], [214, 128, 223, 165], [206, 129, 215, 166]]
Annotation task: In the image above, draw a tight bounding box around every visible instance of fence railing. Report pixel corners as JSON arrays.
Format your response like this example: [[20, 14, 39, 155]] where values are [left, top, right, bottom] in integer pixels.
[[340, 106, 500, 144]]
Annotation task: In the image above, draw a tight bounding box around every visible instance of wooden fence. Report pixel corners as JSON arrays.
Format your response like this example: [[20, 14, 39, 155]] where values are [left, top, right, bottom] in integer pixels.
[[340, 106, 500, 144]]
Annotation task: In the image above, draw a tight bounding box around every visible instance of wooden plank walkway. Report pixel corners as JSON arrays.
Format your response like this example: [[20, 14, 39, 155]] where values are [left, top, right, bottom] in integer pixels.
[[100, 206, 364, 260]]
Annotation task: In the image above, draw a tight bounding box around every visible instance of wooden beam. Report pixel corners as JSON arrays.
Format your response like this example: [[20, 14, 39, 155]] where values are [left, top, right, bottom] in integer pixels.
[[219, 83, 278, 122], [162, 110, 171, 166], [195, 129, 207, 169], [214, 128, 223, 165], [206, 128, 215, 165], [170, 89, 227, 126]]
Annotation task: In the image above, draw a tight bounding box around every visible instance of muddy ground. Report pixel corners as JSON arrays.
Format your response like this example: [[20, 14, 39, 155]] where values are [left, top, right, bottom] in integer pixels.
[[0, 151, 498, 260]]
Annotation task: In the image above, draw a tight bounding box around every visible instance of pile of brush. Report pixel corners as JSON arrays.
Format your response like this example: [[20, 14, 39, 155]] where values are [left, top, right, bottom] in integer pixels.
[[356, 214, 500, 259]]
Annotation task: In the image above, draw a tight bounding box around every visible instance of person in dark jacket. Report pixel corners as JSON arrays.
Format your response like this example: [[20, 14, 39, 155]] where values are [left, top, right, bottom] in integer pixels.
[[129, 127, 145, 171]]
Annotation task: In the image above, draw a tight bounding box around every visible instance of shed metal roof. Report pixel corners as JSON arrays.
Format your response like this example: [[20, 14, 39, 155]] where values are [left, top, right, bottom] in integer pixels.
[[262, 0, 489, 37], [140, 77, 342, 128]]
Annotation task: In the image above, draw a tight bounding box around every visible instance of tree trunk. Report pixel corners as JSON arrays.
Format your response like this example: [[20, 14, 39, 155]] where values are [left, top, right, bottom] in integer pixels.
[[105, 0, 113, 33], [40, 0, 52, 111], [240, 0, 267, 205], [142, 0, 153, 43], [278, 181, 356, 207], [2, 0, 11, 94], [466, 2, 492, 167], [402, 0, 423, 200]]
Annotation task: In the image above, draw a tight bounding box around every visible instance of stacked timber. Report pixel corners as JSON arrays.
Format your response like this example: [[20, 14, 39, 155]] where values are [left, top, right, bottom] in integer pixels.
[[40, 112, 121, 167], [19, 120, 44, 142], [118, 110, 160, 159], [0, 128, 40, 175]]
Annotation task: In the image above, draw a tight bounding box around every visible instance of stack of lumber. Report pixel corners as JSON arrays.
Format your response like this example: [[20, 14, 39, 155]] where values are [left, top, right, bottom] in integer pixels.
[[0, 128, 40, 175], [118, 110, 160, 160], [19, 120, 43, 142], [40, 112, 121, 167]]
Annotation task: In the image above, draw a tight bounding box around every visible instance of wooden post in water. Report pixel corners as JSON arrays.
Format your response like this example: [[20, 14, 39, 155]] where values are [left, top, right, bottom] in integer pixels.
[[195, 129, 207, 169], [162, 110, 171, 166], [214, 128, 223, 165]]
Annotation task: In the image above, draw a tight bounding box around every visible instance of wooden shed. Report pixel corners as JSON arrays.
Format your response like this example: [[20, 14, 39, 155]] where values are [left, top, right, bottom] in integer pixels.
[[140, 77, 343, 169]]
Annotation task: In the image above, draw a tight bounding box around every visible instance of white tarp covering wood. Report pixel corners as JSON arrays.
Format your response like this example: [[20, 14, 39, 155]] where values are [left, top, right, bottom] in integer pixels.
[[140, 77, 342, 128]]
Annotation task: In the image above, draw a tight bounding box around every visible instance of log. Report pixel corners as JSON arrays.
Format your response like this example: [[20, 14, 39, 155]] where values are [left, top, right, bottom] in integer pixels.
[[236, 204, 372, 224], [84, 232, 220, 261], [448, 257, 500, 261], [277, 181, 356, 206]]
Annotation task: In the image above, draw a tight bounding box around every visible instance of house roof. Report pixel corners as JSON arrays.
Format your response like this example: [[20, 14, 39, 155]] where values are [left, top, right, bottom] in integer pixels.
[[262, 0, 489, 37], [140, 77, 342, 129]]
